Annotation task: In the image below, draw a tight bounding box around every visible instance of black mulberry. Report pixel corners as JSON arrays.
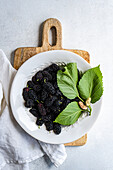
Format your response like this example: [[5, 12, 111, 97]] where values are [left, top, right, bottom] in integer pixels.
[[74, 97, 80, 102], [22, 87, 29, 101], [43, 82, 55, 94], [50, 105, 60, 114], [45, 121, 53, 131], [45, 107, 51, 114], [37, 103, 46, 116], [54, 82, 58, 89], [37, 93, 41, 101], [33, 84, 41, 92], [29, 108, 39, 117], [41, 77, 49, 84], [53, 123, 61, 135], [28, 90, 38, 101], [41, 115, 52, 122], [51, 72, 56, 81], [61, 99, 71, 109], [51, 64, 60, 72], [45, 96, 57, 107], [32, 76, 37, 85], [25, 99, 34, 108], [56, 89, 62, 97], [35, 71, 43, 81], [42, 71, 52, 81], [41, 90, 48, 101], [27, 81, 34, 88], [54, 100, 63, 107], [36, 119, 43, 126]]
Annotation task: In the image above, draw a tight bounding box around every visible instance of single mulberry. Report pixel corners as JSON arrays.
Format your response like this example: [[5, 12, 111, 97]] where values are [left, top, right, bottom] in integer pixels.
[[45, 107, 51, 114], [25, 99, 34, 108], [45, 96, 57, 107], [56, 89, 62, 97], [50, 105, 60, 114], [41, 77, 49, 84], [54, 82, 58, 89], [32, 76, 37, 85], [66, 99, 71, 105], [53, 123, 61, 135], [45, 121, 53, 131], [33, 84, 41, 92], [22, 87, 29, 101], [41, 90, 48, 101], [37, 93, 41, 101], [29, 108, 39, 117], [42, 71, 52, 81], [51, 72, 56, 81], [27, 81, 34, 88], [61, 98, 71, 109], [54, 100, 63, 107], [28, 90, 38, 101], [37, 103, 46, 116], [36, 118, 43, 126], [41, 115, 52, 122], [43, 82, 55, 94], [35, 71, 43, 81], [51, 63, 60, 72], [74, 97, 80, 102]]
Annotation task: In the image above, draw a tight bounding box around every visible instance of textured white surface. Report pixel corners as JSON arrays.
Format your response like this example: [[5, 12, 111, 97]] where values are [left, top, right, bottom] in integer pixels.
[[0, 0, 113, 169]]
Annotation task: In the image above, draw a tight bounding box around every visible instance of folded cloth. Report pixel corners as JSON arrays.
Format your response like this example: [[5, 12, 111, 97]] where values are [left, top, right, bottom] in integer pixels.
[[0, 50, 67, 170]]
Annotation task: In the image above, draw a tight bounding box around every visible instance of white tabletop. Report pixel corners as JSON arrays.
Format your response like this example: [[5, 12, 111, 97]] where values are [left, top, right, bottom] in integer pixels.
[[0, 0, 112, 169]]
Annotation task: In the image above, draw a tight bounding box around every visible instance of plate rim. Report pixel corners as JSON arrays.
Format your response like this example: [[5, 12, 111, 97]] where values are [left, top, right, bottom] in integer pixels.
[[10, 50, 102, 144]]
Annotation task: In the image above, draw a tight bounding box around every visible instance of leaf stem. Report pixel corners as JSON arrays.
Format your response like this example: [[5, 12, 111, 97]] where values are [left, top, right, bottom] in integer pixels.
[[78, 96, 84, 102], [88, 105, 92, 116]]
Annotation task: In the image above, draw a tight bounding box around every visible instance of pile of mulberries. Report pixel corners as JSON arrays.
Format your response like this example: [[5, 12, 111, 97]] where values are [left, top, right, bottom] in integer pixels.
[[22, 63, 71, 135]]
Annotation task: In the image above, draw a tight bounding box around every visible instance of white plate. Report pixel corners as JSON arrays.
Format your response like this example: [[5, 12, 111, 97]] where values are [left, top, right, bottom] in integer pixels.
[[10, 50, 102, 144]]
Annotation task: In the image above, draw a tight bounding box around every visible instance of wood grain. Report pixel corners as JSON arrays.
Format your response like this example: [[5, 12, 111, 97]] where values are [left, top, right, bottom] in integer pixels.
[[14, 18, 90, 146], [64, 134, 87, 146]]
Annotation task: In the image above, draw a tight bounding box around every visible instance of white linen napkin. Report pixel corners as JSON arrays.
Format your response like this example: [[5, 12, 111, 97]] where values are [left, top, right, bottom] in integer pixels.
[[0, 50, 67, 170]]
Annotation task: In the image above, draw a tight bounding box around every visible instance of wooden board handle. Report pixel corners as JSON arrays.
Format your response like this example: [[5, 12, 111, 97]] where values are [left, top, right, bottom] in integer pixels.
[[42, 18, 62, 50]]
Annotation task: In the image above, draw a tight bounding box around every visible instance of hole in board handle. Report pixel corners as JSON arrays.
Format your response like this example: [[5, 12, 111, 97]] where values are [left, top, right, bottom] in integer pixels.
[[49, 26, 57, 46]]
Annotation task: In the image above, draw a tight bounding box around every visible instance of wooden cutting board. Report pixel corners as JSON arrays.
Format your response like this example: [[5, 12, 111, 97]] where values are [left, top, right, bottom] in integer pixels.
[[14, 18, 89, 146]]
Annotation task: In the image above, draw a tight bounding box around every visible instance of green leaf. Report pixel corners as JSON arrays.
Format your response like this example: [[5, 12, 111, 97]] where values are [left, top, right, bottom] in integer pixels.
[[66, 63, 78, 85], [78, 65, 103, 103], [54, 102, 83, 125], [93, 65, 103, 85], [57, 63, 79, 99]]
